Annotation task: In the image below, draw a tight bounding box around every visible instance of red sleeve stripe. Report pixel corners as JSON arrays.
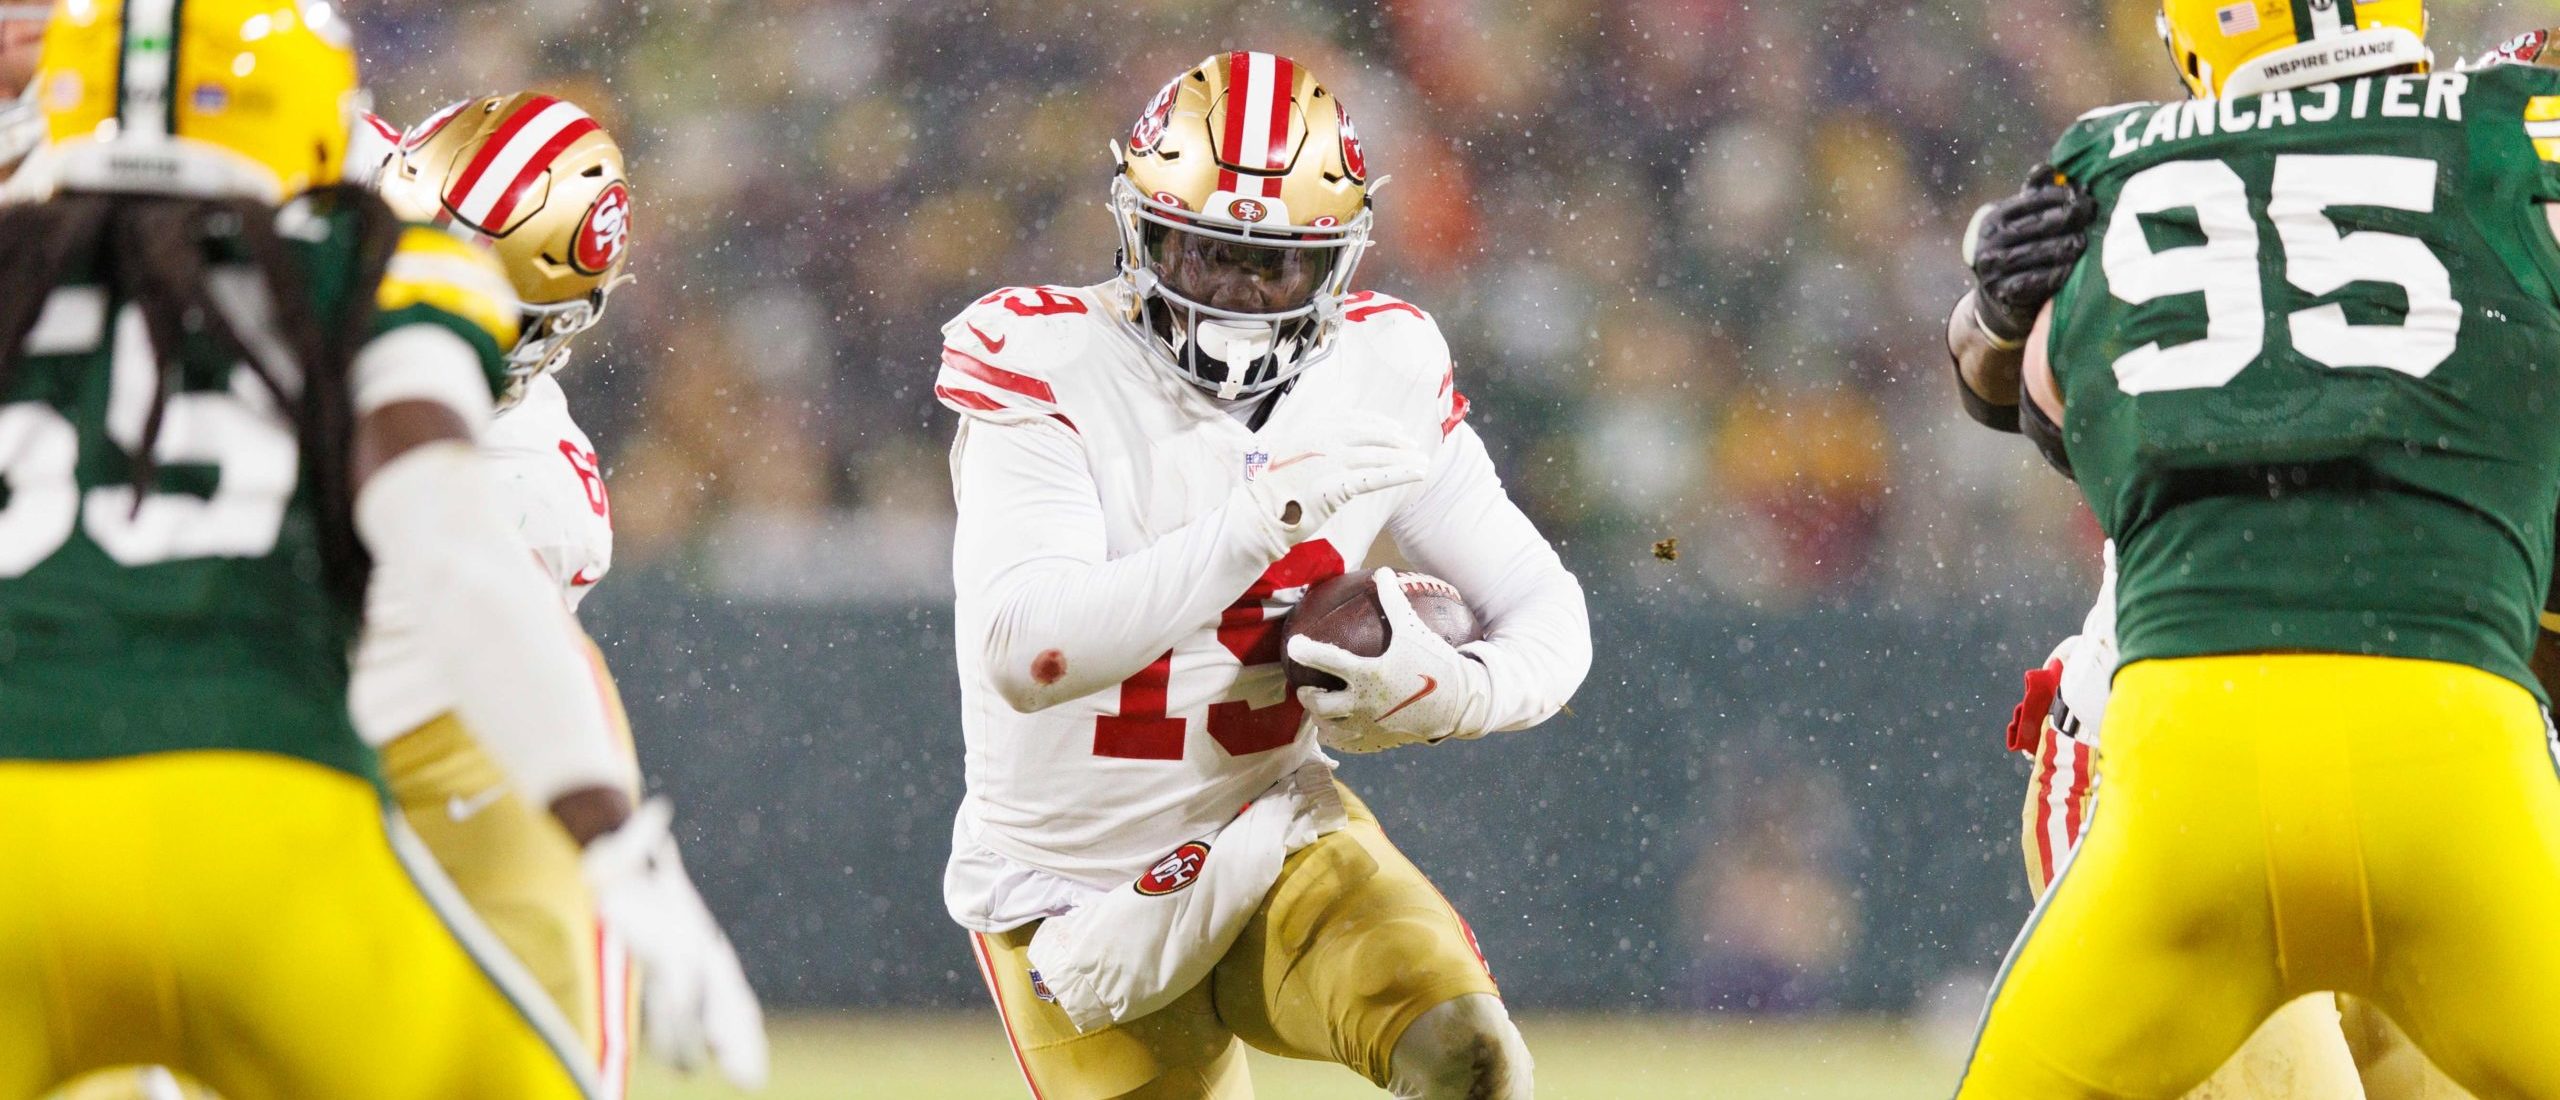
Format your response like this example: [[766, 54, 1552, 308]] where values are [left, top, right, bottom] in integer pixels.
[[1346, 298, 1425, 323], [941, 346, 1057, 403], [936, 385, 1078, 433], [935, 385, 1004, 412], [1442, 391, 1471, 437]]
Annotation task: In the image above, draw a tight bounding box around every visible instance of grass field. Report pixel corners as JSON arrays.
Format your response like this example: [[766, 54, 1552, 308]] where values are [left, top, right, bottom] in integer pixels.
[[634, 1013, 1965, 1099]]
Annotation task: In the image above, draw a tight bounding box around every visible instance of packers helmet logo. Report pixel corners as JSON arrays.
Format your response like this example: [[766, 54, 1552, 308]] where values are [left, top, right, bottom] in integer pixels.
[[1135, 842, 1210, 896], [1227, 197, 1269, 223], [1338, 102, 1367, 184], [574, 182, 631, 274], [1130, 76, 1180, 155]]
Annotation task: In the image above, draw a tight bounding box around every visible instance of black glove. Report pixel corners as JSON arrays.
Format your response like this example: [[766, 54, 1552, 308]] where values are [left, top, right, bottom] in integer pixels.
[[1964, 163, 2097, 346]]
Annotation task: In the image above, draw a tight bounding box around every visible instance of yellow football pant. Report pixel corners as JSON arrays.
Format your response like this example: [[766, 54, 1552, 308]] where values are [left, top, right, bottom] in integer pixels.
[[1961, 654, 2560, 1099], [0, 750, 595, 1100], [970, 785, 1501, 1099], [2016, 717, 2473, 1100]]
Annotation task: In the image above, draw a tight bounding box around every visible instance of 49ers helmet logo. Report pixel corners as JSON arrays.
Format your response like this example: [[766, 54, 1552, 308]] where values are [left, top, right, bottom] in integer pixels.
[[1135, 841, 1210, 896], [1130, 76, 1181, 154], [1337, 102, 1367, 184], [574, 182, 631, 274], [1227, 198, 1268, 223], [2494, 29, 2551, 65]]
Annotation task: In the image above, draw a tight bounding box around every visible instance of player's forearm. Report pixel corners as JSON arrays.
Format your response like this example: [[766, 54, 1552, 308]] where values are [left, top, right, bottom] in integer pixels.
[[969, 498, 1288, 712], [1391, 425, 1592, 733], [953, 419, 1299, 711], [1462, 573, 1591, 733], [1949, 290, 2026, 433]]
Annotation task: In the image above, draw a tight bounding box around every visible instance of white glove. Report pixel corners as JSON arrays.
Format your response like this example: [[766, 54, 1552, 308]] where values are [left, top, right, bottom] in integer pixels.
[[581, 798, 769, 1090], [1288, 567, 1494, 753], [1240, 413, 1428, 542]]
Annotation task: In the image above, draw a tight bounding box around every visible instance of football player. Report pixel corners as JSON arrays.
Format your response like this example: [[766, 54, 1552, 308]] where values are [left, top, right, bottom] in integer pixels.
[[938, 52, 1591, 1099], [1946, 2, 2560, 1096], [351, 91, 670, 1098], [0, 2, 749, 1095], [1956, 22, 2560, 1100], [58, 91, 703, 1100]]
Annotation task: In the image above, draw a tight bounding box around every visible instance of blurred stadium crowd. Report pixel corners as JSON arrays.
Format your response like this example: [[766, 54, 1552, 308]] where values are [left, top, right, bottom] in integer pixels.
[[356, 0, 2517, 608]]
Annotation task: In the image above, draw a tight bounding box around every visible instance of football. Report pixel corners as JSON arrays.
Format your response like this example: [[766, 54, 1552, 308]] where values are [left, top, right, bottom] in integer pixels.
[[1282, 570, 1482, 693]]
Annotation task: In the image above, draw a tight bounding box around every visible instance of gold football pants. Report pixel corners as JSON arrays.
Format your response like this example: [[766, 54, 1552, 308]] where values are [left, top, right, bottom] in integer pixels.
[[1961, 654, 2560, 1099], [0, 750, 596, 1100], [382, 712, 635, 1096], [970, 785, 1502, 1099]]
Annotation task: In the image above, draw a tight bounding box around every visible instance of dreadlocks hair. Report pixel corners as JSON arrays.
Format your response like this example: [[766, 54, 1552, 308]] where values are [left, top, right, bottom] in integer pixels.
[[0, 183, 408, 610]]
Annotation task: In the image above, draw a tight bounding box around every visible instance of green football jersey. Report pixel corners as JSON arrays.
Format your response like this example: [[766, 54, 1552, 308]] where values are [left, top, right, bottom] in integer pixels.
[[0, 196, 512, 777], [2046, 64, 2560, 697]]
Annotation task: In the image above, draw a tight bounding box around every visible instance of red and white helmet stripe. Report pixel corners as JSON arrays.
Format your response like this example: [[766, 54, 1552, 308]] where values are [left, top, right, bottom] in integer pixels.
[[1215, 51, 1295, 199], [444, 95, 600, 232]]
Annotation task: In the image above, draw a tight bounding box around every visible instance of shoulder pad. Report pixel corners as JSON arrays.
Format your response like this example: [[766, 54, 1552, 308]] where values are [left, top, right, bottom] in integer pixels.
[[2051, 102, 2162, 175], [1340, 290, 1450, 368], [1341, 289, 1432, 327], [937, 286, 1096, 432], [376, 225, 520, 378], [1340, 290, 1448, 360], [1341, 290, 1467, 436], [2072, 101, 2155, 123], [942, 286, 1101, 373]]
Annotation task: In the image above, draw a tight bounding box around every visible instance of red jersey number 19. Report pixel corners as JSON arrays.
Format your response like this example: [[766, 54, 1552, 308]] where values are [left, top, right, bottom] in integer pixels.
[[1092, 541, 1347, 761]]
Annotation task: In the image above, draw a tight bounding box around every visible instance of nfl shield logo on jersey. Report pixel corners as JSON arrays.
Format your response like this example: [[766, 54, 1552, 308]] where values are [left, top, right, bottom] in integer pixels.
[[1243, 449, 1271, 482]]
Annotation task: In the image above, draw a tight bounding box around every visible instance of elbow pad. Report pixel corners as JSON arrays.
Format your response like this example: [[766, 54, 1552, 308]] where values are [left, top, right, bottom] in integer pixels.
[[355, 442, 630, 806]]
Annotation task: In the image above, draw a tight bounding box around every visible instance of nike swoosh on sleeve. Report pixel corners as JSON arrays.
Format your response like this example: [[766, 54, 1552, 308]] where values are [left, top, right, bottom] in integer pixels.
[[1377, 675, 1438, 721], [966, 322, 1008, 353]]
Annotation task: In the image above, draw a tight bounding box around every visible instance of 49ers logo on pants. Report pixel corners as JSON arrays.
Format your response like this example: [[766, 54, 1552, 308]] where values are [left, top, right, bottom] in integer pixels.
[[1135, 841, 1211, 896], [575, 182, 631, 274]]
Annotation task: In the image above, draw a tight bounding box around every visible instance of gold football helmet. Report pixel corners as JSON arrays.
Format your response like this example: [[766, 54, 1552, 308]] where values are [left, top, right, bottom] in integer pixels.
[[1113, 51, 1374, 400], [36, 0, 361, 200], [2158, 0, 2429, 99], [384, 91, 632, 406]]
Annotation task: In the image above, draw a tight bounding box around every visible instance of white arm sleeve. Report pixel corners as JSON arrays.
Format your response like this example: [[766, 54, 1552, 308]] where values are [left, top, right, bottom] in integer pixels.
[[1386, 423, 1592, 734], [351, 328, 627, 806], [951, 419, 1290, 713]]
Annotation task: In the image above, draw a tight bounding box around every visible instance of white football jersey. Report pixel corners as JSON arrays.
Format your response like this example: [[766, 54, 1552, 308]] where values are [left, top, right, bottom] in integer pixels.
[[938, 283, 1472, 898], [349, 372, 614, 746]]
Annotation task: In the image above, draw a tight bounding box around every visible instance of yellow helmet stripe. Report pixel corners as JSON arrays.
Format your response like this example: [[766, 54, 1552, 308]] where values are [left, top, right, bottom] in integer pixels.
[[117, 0, 182, 139]]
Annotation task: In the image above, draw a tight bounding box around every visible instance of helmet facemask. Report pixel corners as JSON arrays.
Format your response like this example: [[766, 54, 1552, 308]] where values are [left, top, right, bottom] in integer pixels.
[[498, 281, 623, 410], [1111, 173, 1372, 401]]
